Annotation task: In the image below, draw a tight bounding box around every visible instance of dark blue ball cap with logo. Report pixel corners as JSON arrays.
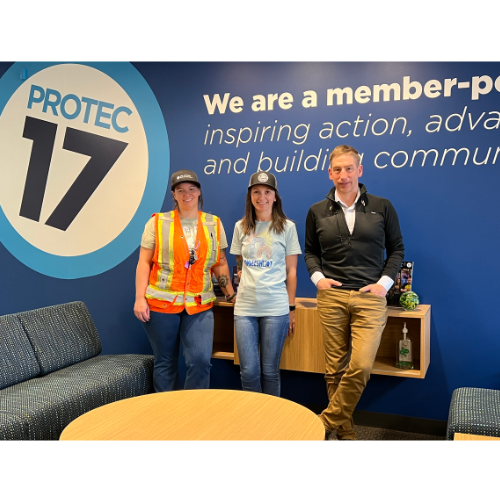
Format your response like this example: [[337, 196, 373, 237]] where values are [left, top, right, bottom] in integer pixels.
[[170, 169, 201, 190], [248, 171, 278, 192]]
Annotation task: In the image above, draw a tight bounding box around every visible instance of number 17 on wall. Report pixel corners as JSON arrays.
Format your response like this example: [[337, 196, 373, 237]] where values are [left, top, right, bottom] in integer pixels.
[[20, 116, 128, 231]]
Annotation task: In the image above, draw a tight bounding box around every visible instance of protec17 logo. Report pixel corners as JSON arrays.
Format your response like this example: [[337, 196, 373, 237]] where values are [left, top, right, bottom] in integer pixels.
[[0, 62, 169, 279]]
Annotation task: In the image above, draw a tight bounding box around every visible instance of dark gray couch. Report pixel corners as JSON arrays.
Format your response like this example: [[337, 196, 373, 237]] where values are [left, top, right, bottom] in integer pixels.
[[0, 301, 154, 440]]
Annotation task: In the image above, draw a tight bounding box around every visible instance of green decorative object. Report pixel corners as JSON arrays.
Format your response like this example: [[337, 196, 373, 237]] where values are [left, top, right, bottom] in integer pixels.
[[400, 291, 419, 311]]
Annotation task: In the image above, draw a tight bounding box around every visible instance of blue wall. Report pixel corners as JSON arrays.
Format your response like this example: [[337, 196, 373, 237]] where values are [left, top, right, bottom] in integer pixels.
[[1, 61, 499, 421]]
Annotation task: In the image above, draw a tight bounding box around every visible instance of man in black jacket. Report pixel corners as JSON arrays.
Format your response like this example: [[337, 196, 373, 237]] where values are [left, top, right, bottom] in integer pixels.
[[305, 144, 404, 440]]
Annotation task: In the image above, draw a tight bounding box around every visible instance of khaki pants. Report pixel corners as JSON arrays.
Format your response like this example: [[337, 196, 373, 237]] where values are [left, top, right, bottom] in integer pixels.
[[317, 288, 388, 439]]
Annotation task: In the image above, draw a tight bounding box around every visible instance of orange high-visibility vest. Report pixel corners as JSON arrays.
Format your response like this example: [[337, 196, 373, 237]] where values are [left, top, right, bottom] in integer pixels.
[[146, 210, 221, 315]]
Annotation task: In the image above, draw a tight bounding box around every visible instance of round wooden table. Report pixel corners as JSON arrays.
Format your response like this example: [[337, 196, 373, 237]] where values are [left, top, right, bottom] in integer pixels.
[[59, 389, 325, 440]]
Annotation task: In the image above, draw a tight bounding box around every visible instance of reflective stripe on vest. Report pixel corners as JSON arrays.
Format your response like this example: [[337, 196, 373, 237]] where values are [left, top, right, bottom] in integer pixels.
[[200, 213, 217, 296], [157, 212, 175, 291]]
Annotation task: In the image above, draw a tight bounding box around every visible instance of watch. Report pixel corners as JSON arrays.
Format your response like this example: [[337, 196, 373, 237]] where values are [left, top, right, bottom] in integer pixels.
[[289, 305, 296, 312]]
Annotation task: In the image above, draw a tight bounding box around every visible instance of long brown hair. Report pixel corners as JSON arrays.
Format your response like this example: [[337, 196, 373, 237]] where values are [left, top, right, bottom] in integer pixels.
[[241, 187, 288, 235]]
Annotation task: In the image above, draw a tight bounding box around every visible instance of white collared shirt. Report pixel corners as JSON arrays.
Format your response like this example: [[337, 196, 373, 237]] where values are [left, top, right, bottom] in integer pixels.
[[335, 188, 360, 235], [310, 188, 394, 291]]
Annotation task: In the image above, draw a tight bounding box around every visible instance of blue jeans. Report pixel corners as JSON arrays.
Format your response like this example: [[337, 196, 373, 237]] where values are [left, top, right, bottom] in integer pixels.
[[234, 314, 289, 397], [143, 308, 214, 392]]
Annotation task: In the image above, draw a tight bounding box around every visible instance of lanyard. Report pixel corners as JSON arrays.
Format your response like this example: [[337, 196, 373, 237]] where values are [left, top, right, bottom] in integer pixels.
[[185, 240, 200, 269]]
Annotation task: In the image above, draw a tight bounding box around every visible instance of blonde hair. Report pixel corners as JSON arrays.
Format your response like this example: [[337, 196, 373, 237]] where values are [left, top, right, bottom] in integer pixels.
[[329, 145, 360, 166]]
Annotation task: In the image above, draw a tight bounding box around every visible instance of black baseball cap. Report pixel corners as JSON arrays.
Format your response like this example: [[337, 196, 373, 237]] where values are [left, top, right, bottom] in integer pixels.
[[170, 169, 201, 190], [248, 171, 278, 191]]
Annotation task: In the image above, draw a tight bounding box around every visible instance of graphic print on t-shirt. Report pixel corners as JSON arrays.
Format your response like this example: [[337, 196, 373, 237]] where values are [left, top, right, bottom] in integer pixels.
[[243, 231, 273, 269], [181, 219, 198, 251]]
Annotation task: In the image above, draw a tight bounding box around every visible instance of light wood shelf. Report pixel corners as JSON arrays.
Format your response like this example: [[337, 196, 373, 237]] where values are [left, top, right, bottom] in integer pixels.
[[212, 300, 236, 360], [212, 298, 430, 379]]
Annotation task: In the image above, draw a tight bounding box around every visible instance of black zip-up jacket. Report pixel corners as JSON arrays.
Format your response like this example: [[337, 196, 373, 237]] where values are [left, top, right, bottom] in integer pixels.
[[304, 183, 404, 290]]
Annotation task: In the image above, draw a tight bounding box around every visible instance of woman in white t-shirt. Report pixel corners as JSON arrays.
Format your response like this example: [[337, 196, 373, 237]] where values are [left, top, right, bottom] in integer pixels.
[[230, 172, 302, 396]]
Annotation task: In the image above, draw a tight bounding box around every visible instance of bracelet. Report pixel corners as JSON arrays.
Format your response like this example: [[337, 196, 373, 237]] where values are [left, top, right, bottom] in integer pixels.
[[289, 305, 296, 312], [226, 293, 237, 302]]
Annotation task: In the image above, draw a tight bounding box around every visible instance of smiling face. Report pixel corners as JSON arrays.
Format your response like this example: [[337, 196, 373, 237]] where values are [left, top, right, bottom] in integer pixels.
[[250, 184, 276, 220], [172, 182, 201, 213], [328, 153, 363, 203]]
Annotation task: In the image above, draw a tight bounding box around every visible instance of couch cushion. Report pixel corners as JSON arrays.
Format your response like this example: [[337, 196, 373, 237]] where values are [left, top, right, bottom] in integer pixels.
[[0, 354, 154, 440], [446, 387, 500, 440], [18, 301, 102, 375], [0, 313, 40, 390]]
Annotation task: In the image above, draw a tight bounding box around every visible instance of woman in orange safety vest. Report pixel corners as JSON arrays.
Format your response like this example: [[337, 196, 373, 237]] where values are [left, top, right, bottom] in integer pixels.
[[134, 169, 236, 392]]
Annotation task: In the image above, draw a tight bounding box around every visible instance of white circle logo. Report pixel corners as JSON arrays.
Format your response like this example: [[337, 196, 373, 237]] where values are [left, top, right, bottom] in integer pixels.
[[0, 62, 169, 278], [258, 173, 269, 182], [0, 64, 146, 256]]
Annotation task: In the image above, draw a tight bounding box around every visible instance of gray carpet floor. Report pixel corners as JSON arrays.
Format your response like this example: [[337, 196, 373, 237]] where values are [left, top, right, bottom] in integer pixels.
[[327, 425, 445, 440]]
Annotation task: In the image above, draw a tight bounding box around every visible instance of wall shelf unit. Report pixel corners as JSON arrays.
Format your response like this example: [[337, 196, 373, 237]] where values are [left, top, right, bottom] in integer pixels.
[[212, 298, 430, 379]]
